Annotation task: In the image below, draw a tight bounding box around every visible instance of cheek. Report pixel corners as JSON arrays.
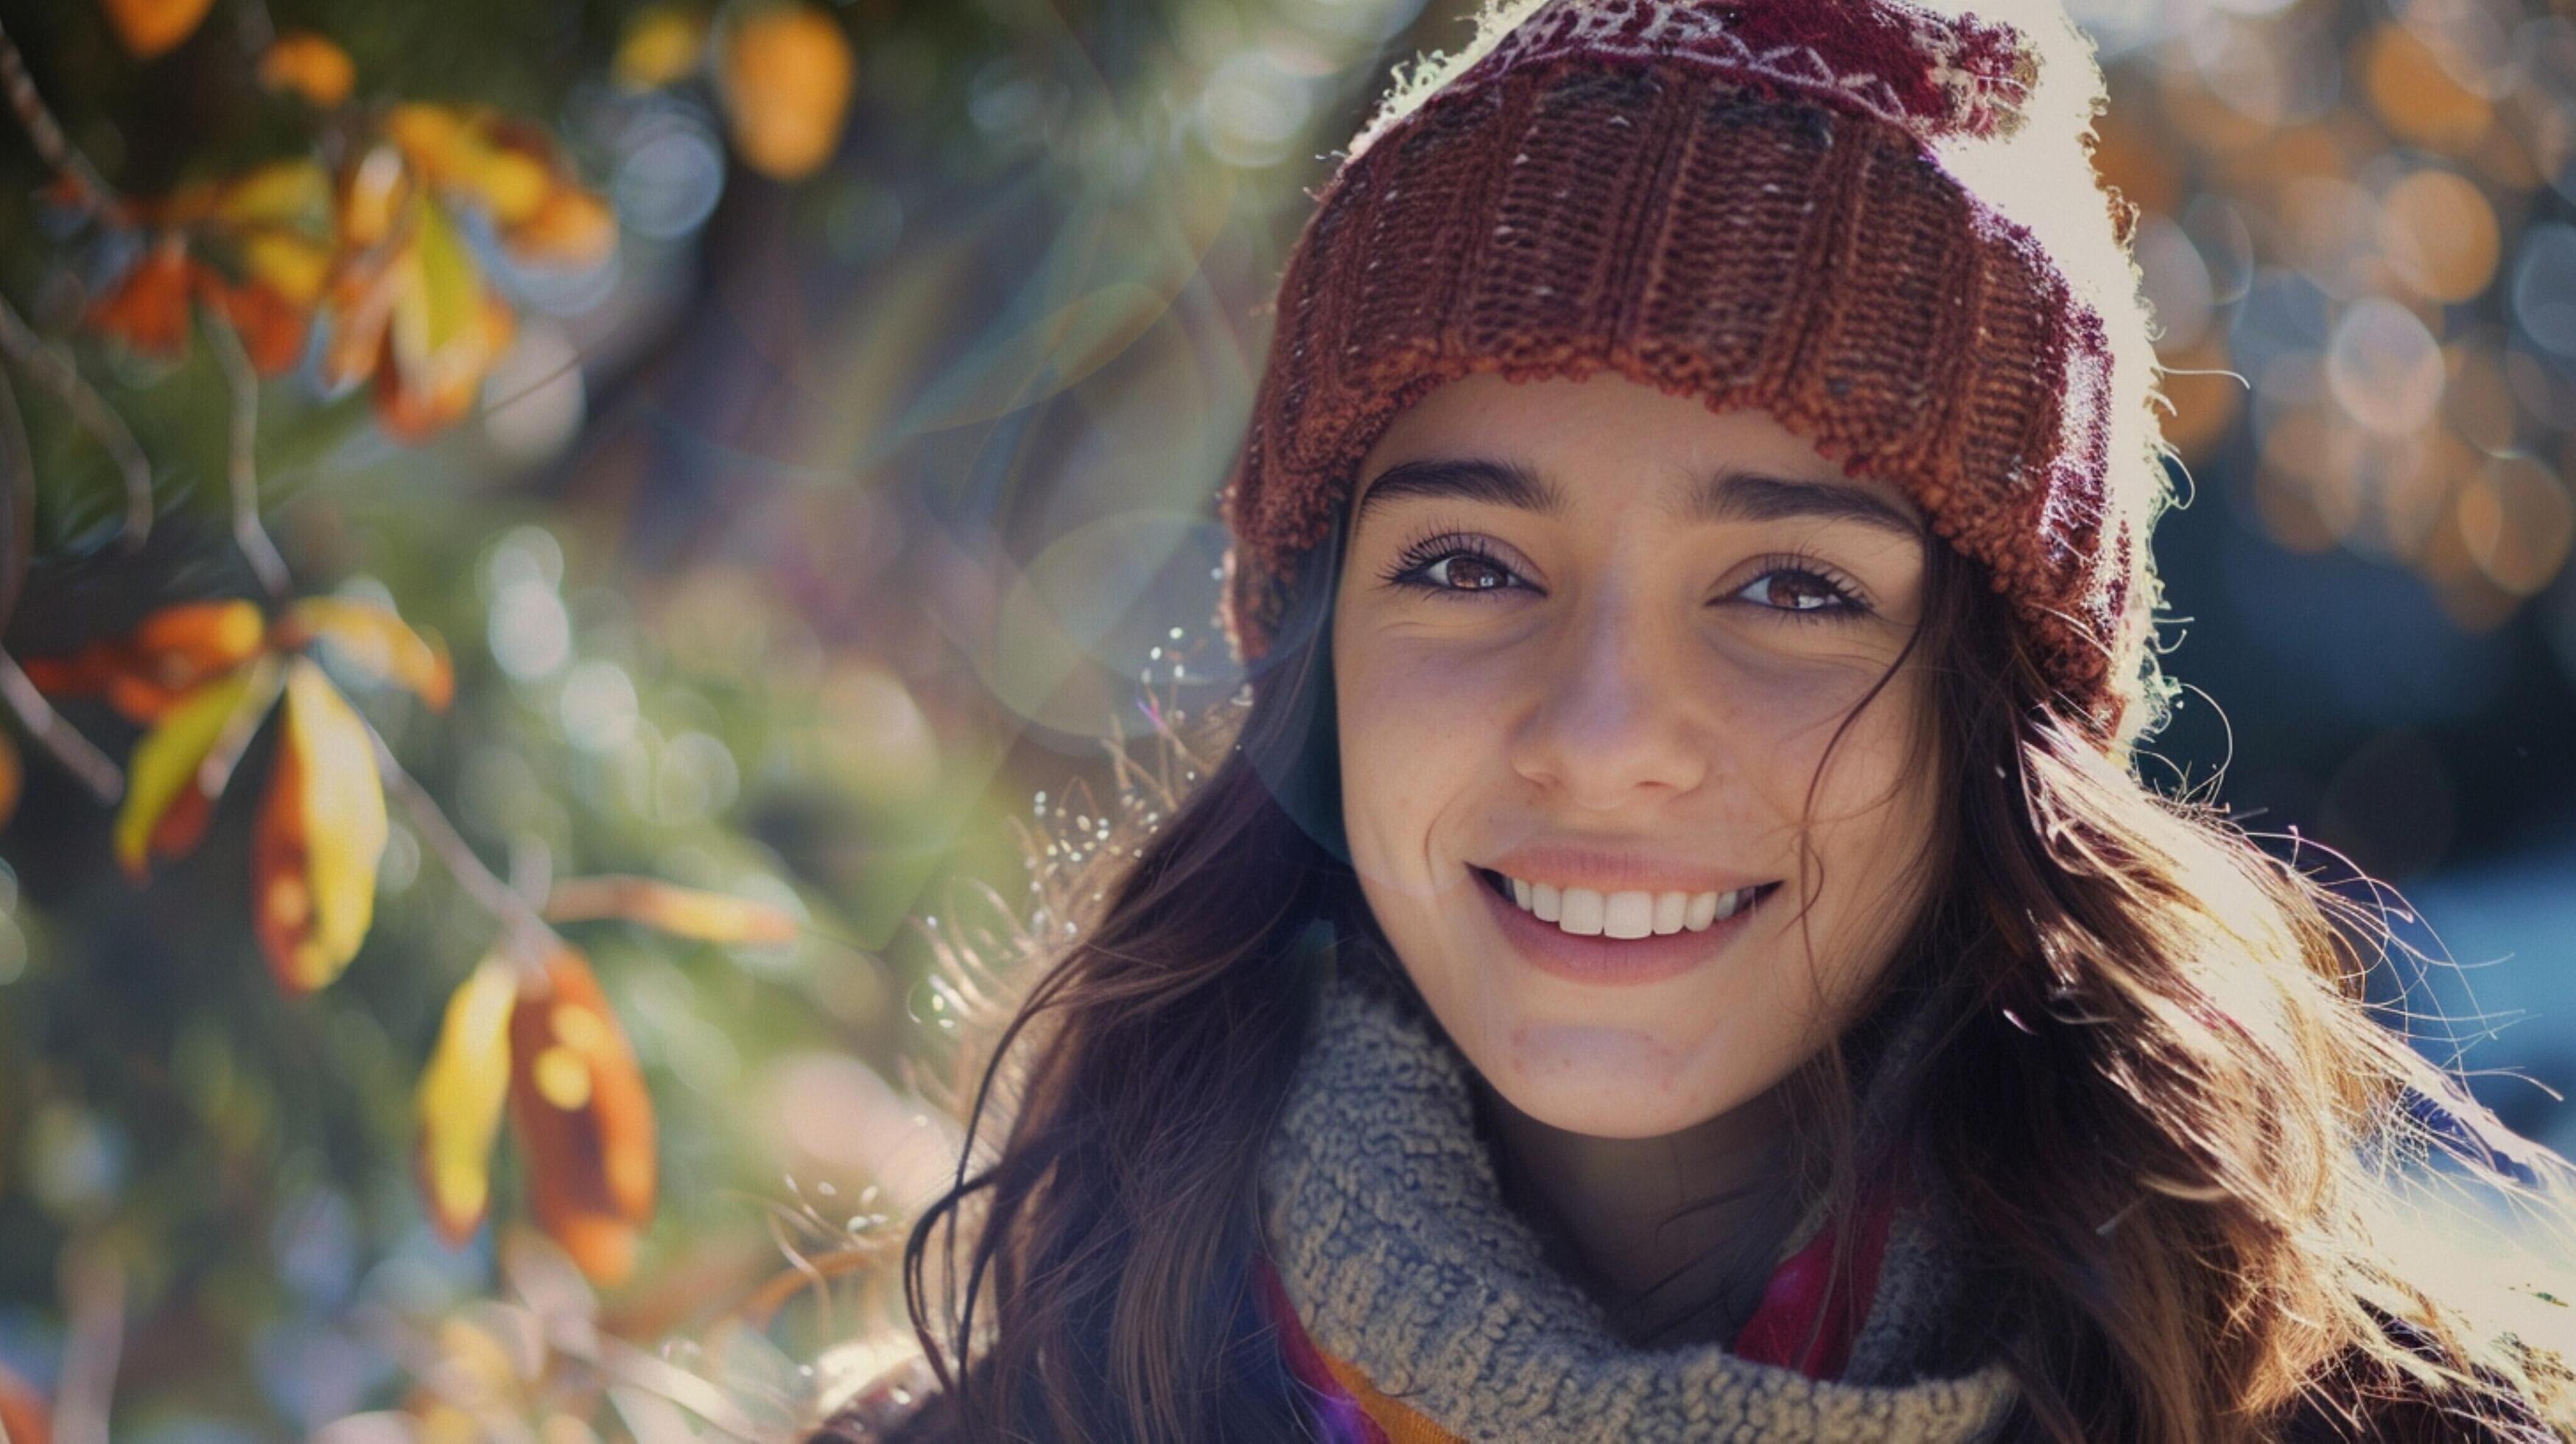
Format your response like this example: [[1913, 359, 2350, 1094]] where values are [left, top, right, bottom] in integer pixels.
[[1791, 693, 1943, 984], [1333, 629, 1512, 922]]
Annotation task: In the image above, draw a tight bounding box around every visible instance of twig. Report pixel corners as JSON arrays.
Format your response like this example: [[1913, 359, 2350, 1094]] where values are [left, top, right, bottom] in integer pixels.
[[362, 718, 555, 982], [197, 304, 292, 598], [50, 1241, 123, 1444], [0, 294, 152, 553], [0, 19, 114, 218], [0, 651, 120, 802]]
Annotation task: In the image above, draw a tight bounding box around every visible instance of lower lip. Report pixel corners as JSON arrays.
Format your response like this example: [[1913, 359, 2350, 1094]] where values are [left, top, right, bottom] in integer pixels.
[[1475, 872, 1773, 986]]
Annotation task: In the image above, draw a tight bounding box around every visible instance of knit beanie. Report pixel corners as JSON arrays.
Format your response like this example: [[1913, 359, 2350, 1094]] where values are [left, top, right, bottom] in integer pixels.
[[1212, 0, 2182, 761]]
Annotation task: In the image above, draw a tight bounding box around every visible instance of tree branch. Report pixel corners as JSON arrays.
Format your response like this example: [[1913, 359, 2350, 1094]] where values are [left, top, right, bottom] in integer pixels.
[[363, 719, 555, 982], [0, 18, 114, 219], [198, 304, 292, 598], [0, 651, 120, 802]]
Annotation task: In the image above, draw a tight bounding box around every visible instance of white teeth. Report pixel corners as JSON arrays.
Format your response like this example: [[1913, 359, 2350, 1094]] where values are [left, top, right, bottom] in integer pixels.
[[1653, 891, 1688, 934], [1684, 890, 1719, 930], [1496, 872, 1764, 939], [1602, 891, 1654, 939], [1559, 888, 1605, 936]]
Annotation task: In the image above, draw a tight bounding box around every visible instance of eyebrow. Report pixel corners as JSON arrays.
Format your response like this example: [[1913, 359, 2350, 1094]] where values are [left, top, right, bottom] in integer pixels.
[[1348, 456, 1924, 541]]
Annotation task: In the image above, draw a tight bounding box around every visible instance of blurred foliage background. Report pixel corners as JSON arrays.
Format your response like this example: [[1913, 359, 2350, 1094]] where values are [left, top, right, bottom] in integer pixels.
[[0, 0, 2569, 1437]]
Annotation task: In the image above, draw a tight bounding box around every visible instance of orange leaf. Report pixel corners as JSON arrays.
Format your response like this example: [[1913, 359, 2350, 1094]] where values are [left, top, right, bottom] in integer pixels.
[[211, 278, 312, 377], [720, 5, 855, 181], [0, 1356, 50, 1444], [415, 955, 518, 1244], [258, 31, 355, 108], [252, 658, 387, 993], [507, 947, 656, 1285], [373, 294, 514, 443], [544, 876, 799, 945], [27, 597, 271, 724], [503, 186, 617, 270], [0, 732, 20, 830], [84, 234, 195, 358], [285, 596, 454, 709], [134, 597, 270, 673], [99, 0, 215, 59]]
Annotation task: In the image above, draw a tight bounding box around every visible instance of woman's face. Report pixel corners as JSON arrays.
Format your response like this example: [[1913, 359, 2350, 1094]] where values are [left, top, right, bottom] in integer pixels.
[[1331, 370, 1944, 1141]]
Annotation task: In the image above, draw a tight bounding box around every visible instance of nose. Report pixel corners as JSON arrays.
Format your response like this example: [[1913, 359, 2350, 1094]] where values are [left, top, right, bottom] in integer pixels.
[[1507, 587, 1710, 809]]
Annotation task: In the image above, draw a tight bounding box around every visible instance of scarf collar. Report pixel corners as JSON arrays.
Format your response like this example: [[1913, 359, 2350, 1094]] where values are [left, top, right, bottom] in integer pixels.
[[1256, 948, 2021, 1442]]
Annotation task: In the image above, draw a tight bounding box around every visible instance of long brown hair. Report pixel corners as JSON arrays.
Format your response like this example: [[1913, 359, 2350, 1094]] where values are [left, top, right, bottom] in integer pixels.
[[889, 496, 2576, 1441]]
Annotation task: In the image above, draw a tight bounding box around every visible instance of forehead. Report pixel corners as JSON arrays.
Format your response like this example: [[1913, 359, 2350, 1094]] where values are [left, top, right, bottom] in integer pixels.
[[1349, 371, 1924, 536]]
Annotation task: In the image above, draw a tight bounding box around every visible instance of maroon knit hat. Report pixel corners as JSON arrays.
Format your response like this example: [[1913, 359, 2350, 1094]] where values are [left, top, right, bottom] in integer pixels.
[[1212, 0, 2177, 758]]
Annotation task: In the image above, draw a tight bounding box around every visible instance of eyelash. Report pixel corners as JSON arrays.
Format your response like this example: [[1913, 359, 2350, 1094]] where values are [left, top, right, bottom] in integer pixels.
[[1378, 531, 1872, 623]]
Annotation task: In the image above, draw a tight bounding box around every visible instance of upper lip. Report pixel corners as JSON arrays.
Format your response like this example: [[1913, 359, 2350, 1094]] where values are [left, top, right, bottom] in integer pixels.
[[1478, 844, 1777, 897]]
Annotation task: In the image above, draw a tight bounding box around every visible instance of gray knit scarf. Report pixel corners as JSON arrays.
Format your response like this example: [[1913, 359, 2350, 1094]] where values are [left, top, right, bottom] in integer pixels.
[[1257, 950, 2024, 1442]]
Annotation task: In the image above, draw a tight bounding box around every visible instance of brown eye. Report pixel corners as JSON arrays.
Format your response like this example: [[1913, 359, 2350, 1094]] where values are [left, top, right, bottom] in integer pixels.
[[1429, 553, 1513, 591], [1725, 559, 1869, 623], [1382, 535, 1534, 598]]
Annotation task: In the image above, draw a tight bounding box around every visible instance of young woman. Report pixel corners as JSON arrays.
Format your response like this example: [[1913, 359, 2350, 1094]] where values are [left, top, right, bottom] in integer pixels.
[[810, 0, 2576, 1438]]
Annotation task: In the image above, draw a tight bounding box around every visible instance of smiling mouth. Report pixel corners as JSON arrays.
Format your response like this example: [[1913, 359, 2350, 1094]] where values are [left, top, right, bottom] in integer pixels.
[[1472, 866, 1781, 939]]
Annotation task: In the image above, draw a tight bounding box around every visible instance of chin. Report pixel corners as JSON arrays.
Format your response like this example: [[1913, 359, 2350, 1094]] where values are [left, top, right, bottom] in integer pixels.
[[1452, 1003, 1752, 1140]]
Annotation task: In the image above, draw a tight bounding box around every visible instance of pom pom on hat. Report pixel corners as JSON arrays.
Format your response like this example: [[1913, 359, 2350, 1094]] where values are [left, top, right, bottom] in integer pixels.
[[1352, 0, 2042, 165]]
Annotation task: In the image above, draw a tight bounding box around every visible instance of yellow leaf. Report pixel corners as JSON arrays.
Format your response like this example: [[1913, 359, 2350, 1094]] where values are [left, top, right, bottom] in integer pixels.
[[99, 0, 215, 59], [720, 5, 855, 181], [409, 197, 481, 360], [544, 875, 800, 945], [113, 660, 272, 879], [257, 32, 356, 108], [416, 956, 519, 1243], [217, 160, 334, 231], [252, 658, 387, 993], [287, 596, 455, 709], [616, 6, 709, 90], [237, 231, 333, 307]]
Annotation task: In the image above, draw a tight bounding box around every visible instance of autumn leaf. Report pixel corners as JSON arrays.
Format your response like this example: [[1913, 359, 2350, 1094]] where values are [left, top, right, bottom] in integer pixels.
[[99, 0, 214, 59], [385, 105, 552, 225], [507, 947, 656, 1285], [720, 4, 856, 181], [258, 32, 356, 109], [0, 1356, 49, 1444], [0, 732, 21, 830], [544, 875, 799, 944], [113, 656, 281, 880], [503, 186, 616, 270], [615, 5, 709, 90], [252, 658, 388, 994], [283, 596, 455, 710], [84, 231, 195, 360], [24, 597, 269, 723], [319, 186, 516, 442], [416, 955, 519, 1244]]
